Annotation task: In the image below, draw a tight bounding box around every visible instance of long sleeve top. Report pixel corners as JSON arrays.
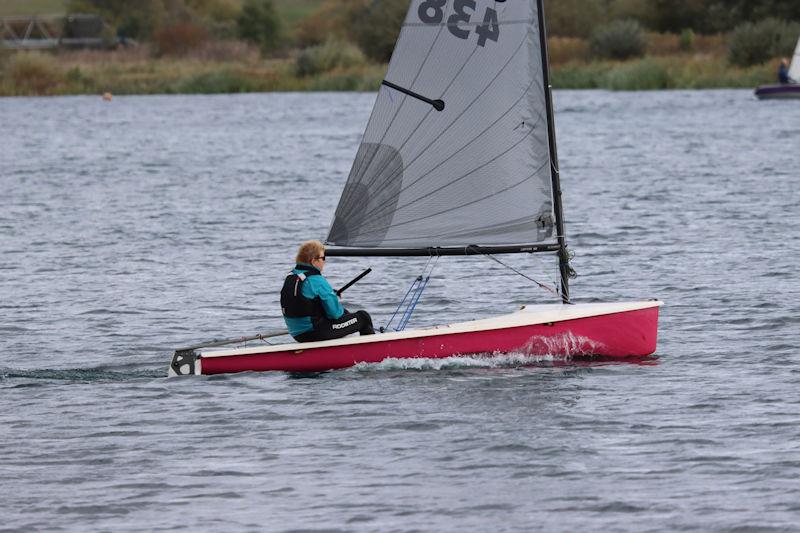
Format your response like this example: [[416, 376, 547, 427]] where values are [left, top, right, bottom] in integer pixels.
[[283, 263, 344, 337]]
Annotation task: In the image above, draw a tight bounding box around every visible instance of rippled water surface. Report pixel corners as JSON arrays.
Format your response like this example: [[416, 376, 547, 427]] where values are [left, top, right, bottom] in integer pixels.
[[2, 91, 799, 531]]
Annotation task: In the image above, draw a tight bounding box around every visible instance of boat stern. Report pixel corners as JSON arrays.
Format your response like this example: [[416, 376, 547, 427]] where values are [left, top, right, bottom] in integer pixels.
[[755, 84, 800, 99], [168, 349, 202, 377]]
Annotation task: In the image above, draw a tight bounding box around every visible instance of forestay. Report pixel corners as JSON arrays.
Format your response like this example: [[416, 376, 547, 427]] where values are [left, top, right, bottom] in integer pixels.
[[789, 36, 800, 83], [327, 0, 556, 250]]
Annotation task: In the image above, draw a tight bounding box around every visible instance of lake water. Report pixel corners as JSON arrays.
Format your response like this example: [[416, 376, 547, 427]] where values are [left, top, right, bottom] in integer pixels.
[[1, 90, 799, 531]]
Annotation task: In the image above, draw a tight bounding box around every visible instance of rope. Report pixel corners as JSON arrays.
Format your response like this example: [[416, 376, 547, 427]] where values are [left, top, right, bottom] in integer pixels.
[[384, 255, 439, 332], [472, 248, 565, 302], [384, 255, 432, 331], [384, 245, 566, 332], [384, 276, 423, 331], [396, 256, 439, 331], [397, 275, 429, 331]]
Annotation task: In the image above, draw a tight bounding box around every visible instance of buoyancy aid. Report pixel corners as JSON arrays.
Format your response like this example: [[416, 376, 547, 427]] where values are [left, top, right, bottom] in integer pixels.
[[280, 268, 326, 319]]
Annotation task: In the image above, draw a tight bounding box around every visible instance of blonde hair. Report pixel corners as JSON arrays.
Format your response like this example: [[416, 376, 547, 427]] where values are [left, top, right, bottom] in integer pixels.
[[296, 240, 325, 264]]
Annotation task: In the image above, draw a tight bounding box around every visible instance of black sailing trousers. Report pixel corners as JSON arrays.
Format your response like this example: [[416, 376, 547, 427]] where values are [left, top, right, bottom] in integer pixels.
[[294, 310, 375, 343]]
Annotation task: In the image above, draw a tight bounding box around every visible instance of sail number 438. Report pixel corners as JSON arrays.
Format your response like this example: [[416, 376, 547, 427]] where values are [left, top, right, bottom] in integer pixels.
[[418, 0, 500, 47]]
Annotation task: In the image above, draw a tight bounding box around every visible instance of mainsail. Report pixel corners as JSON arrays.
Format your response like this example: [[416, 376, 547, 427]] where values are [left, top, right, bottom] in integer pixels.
[[789, 36, 800, 83], [326, 0, 558, 252]]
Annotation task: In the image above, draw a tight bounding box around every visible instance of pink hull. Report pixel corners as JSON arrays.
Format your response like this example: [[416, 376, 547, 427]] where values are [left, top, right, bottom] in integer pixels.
[[201, 307, 660, 375]]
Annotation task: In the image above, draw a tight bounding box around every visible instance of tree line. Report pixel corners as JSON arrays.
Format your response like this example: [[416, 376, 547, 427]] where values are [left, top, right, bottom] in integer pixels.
[[549, 0, 800, 36], [67, 0, 800, 39], [64, 0, 283, 54], [65, 0, 800, 65]]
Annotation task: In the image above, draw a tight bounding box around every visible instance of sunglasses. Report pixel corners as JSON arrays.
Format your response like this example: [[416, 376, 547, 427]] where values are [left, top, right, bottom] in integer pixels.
[[316, 256, 326, 261]]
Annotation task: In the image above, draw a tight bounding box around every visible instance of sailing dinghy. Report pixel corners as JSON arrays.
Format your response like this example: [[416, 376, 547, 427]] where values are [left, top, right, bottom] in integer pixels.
[[168, 0, 662, 377], [755, 36, 800, 99]]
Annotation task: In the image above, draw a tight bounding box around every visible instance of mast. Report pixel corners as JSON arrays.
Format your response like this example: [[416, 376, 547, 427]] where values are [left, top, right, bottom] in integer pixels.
[[536, 0, 571, 303]]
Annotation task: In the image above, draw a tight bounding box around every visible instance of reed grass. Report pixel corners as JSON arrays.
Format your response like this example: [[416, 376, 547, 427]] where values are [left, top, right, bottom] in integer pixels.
[[551, 56, 775, 90], [0, 44, 779, 97], [294, 39, 365, 78], [548, 37, 590, 65], [0, 52, 68, 95], [606, 58, 670, 90]]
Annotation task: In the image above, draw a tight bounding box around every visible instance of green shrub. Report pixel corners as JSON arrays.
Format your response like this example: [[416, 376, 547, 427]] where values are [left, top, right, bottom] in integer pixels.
[[176, 70, 260, 93], [294, 15, 326, 48], [551, 63, 606, 89], [294, 39, 365, 77], [728, 18, 800, 67], [306, 66, 384, 92], [0, 42, 8, 70], [4, 52, 66, 95], [192, 0, 240, 37], [679, 29, 695, 52], [590, 19, 646, 60], [348, 0, 406, 63], [605, 58, 671, 90], [548, 57, 777, 91], [237, 0, 283, 54], [308, 72, 362, 91], [544, 0, 608, 38], [63, 66, 94, 93], [354, 67, 386, 92], [668, 61, 772, 89]]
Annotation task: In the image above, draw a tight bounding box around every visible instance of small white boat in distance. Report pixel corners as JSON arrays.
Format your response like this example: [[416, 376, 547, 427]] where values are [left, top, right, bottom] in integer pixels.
[[756, 36, 800, 99]]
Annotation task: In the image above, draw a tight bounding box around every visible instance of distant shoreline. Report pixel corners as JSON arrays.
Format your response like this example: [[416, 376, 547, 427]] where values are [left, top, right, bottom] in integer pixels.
[[0, 50, 778, 97]]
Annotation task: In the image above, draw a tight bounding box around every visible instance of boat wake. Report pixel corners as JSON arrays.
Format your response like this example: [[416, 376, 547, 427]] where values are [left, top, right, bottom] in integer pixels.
[[0, 366, 164, 383], [351, 352, 563, 372], [520, 332, 606, 357], [351, 333, 608, 372]]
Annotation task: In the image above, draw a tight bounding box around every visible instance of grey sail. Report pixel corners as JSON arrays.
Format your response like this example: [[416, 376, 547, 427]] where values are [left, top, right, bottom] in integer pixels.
[[327, 0, 556, 250]]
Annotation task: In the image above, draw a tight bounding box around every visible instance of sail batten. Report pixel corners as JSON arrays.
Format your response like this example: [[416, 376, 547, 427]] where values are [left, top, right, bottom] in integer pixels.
[[355, 51, 542, 225], [327, 0, 556, 250], [343, 18, 450, 196], [352, 154, 551, 241], [357, 113, 545, 225]]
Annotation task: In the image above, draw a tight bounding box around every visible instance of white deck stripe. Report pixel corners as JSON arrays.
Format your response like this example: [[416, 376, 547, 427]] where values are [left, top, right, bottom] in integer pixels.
[[201, 301, 663, 359]]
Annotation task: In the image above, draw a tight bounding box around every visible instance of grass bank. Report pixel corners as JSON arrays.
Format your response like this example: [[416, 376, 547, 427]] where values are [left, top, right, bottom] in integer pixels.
[[547, 32, 775, 90], [0, 45, 387, 96], [0, 5, 781, 94], [553, 57, 774, 90], [0, 47, 777, 97]]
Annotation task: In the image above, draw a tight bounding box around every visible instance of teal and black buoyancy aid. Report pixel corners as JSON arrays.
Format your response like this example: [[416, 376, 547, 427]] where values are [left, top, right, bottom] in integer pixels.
[[280, 267, 326, 319]]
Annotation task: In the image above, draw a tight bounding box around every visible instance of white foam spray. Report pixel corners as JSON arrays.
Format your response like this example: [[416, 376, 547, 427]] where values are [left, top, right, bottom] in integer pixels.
[[350, 333, 605, 372]]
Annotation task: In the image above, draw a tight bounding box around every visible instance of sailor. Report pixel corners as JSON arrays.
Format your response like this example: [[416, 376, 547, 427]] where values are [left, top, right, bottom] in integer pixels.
[[281, 240, 375, 343], [778, 58, 792, 84]]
